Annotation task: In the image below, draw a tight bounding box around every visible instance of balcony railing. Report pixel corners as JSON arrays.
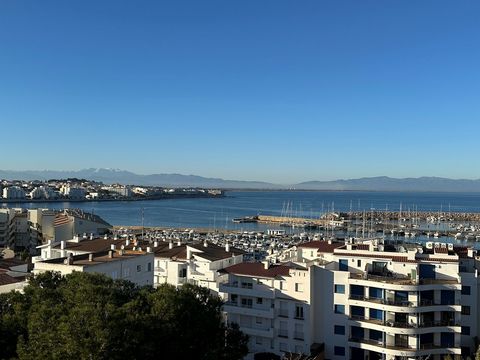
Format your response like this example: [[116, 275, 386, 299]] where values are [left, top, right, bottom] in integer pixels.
[[351, 316, 460, 329], [350, 273, 459, 286], [349, 294, 460, 307], [278, 329, 288, 338], [294, 331, 305, 340]]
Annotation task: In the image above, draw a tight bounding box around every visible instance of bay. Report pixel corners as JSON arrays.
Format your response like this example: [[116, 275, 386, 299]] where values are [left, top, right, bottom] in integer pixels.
[[3, 190, 480, 229]]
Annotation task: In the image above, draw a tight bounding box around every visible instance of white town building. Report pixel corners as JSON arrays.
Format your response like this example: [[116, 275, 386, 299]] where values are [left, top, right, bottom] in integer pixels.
[[2, 186, 26, 200], [33, 249, 154, 286]]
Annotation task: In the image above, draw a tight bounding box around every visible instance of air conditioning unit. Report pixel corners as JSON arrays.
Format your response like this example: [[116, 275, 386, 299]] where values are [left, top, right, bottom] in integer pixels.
[[448, 243, 454, 251], [426, 242, 433, 249]]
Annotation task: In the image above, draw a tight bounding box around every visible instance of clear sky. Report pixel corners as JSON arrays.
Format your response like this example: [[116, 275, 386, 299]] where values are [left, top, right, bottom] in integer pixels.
[[0, 1, 479, 184]]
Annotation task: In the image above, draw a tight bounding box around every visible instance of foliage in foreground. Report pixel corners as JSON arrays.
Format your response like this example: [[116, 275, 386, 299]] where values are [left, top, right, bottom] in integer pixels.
[[0, 271, 248, 360]]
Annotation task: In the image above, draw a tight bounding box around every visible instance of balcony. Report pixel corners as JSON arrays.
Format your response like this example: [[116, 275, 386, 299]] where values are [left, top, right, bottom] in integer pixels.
[[219, 282, 274, 299], [350, 273, 460, 287], [350, 316, 460, 329], [277, 309, 289, 318], [349, 294, 461, 307], [223, 302, 274, 319], [278, 329, 288, 338], [294, 331, 305, 340], [239, 325, 274, 339]]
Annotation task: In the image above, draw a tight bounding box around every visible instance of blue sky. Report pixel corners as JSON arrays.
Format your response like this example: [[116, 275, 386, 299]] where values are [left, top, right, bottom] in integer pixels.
[[1, 1, 479, 183]]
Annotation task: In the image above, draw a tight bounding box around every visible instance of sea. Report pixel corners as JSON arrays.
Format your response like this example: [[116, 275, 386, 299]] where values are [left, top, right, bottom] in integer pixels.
[[2, 190, 480, 228]]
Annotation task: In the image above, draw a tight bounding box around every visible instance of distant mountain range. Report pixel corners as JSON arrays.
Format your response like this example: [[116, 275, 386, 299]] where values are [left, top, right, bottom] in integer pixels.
[[1, 169, 480, 192]]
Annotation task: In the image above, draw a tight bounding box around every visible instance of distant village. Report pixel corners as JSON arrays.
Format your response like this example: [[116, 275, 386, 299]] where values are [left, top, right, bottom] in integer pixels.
[[0, 178, 223, 201]]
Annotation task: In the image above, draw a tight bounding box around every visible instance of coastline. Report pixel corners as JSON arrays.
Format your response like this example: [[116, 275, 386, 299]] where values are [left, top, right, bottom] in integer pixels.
[[0, 192, 225, 204]]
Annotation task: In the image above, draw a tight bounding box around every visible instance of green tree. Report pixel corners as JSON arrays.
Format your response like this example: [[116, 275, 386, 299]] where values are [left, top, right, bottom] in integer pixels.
[[0, 271, 248, 360]]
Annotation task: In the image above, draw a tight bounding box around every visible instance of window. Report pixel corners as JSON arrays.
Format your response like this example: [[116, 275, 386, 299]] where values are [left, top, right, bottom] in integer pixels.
[[462, 306, 471, 315], [147, 262, 152, 272], [334, 304, 345, 314], [295, 283, 303, 292], [256, 337, 262, 345], [334, 325, 345, 335], [257, 297, 263, 305], [179, 268, 187, 278], [461, 286, 471, 295], [295, 305, 304, 319], [279, 281, 284, 290], [123, 267, 130, 277], [241, 281, 253, 289], [339, 259, 348, 271], [334, 346, 345, 356], [334, 284, 345, 294], [462, 326, 470, 335], [256, 317, 262, 324], [136, 265, 142, 272], [357, 259, 361, 267], [369, 308, 383, 321], [111, 271, 118, 279], [241, 298, 253, 308], [350, 306, 364, 318], [279, 343, 288, 352]]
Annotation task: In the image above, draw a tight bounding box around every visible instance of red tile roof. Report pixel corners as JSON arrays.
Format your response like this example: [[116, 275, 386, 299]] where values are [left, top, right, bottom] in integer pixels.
[[297, 241, 343, 253], [223, 262, 291, 278]]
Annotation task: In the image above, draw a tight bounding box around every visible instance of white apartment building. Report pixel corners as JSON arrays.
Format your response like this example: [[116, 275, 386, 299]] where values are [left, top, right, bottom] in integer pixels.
[[2, 186, 26, 199], [317, 239, 478, 360], [52, 209, 112, 242], [33, 249, 154, 286], [102, 185, 133, 197], [29, 186, 58, 200], [153, 241, 245, 294], [220, 261, 321, 359], [60, 185, 86, 199], [222, 238, 480, 360]]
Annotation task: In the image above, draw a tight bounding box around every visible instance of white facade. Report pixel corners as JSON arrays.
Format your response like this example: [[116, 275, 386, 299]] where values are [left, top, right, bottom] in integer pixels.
[[221, 239, 480, 360], [30, 186, 58, 200], [2, 186, 26, 199], [220, 261, 315, 359], [153, 242, 245, 295], [33, 249, 154, 286], [60, 185, 86, 199]]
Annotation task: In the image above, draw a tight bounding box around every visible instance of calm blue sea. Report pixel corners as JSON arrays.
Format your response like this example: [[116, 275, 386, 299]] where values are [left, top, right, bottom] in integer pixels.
[[2, 191, 480, 230]]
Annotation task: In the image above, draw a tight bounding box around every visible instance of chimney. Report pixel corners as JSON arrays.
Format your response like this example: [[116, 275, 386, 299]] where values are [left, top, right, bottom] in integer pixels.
[[328, 238, 332, 245], [177, 240, 181, 246], [104, 234, 108, 240], [108, 250, 113, 258], [169, 241, 173, 249], [114, 234, 118, 240], [83, 232, 87, 239], [60, 241, 66, 250], [203, 240, 208, 248], [66, 253, 73, 265], [154, 241, 159, 248], [262, 260, 269, 270], [146, 246, 152, 253], [126, 239, 130, 246], [225, 241, 230, 252], [89, 233, 94, 240], [88, 253, 94, 262], [110, 244, 116, 251]]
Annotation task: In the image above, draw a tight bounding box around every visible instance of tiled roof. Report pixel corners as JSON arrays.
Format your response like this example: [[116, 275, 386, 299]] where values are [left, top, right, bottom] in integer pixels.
[[0, 273, 26, 286], [42, 250, 147, 266], [0, 258, 28, 270], [189, 243, 246, 261], [223, 262, 291, 278], [297, 241, 343, 253], [154, 245, 187, 260]]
